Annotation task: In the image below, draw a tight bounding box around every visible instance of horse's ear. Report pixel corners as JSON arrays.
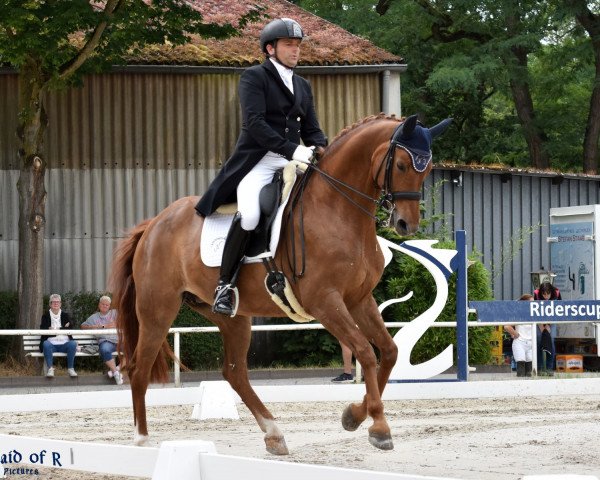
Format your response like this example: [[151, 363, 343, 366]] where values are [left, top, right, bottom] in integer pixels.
[[399, 114, 418, 139], [429, 118, 453, 139]]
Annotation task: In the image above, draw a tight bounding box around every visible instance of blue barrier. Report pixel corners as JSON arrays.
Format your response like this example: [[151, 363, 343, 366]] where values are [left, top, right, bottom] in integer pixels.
[[470, 300, 600, 323]]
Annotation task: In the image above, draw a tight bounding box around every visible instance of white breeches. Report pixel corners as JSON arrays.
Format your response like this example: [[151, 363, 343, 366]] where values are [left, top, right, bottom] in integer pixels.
[[237, 152, 288, 231], [512, 337, 532, 362]]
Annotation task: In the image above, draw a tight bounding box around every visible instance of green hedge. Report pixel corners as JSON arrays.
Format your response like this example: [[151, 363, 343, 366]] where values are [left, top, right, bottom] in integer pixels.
[[169, 304, 223, 370], [264, 317, 340, 367], [373, 228, 494, 365], [0, 291, 18, 358]]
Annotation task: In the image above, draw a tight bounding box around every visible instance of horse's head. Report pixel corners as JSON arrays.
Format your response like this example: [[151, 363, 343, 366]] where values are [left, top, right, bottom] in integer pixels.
[[373, 115, 452, 235]]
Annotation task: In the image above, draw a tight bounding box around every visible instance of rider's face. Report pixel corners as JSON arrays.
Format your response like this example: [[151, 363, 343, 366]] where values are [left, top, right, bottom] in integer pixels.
[[268, 38, 302, 68]]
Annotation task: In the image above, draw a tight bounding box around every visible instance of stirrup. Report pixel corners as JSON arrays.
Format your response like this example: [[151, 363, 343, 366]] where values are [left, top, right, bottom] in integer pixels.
[[212, 284, 239, 317]]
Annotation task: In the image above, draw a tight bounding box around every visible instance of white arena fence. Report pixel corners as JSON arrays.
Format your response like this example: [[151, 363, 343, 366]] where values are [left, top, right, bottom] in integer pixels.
[[2, 318, 599, 386], [2, 322, 600, 479], [0, 433, 455, 480], [1, 379, 600, 479]]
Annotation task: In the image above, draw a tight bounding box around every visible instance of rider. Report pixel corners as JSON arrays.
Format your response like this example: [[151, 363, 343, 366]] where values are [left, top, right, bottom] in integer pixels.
[[195, 18, 328, 316]]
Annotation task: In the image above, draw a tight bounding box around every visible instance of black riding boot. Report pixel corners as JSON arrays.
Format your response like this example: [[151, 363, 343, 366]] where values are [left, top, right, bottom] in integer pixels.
[[213, 212, 251, 316], [516, 361, 526, 377], [524, 361, 532, 377]]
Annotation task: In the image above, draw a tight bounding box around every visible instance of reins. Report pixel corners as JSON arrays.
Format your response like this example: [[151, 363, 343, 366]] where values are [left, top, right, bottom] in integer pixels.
[[284, 118, 430, 280], [284, 166, 313, 280], [307, 163, 381, 223]]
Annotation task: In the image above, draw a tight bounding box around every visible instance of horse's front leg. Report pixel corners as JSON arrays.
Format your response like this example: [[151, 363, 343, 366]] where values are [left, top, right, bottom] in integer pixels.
[[310, 292, 393, 451], [341, 295, 397, 448], [196, 308, 289, 455]]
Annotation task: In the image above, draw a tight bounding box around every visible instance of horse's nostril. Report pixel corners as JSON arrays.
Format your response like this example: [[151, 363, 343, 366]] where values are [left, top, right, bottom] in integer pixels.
[[397, 219, 408, 234]]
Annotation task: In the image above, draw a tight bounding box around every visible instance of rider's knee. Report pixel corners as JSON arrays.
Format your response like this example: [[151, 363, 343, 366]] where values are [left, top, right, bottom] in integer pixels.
[[240, 212, 259, 231]]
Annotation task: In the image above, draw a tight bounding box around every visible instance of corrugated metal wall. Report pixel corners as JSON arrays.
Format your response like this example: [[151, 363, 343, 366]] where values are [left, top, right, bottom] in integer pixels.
[[423, 169, 600, 300], [0, 71, 381, 293], [8, 70, 598, 301]]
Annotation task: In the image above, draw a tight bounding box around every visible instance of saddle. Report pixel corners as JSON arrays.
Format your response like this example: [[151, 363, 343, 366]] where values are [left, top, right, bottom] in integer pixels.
[[246, 169, 284, 257], [201, 162, 299, 266], [200, 161, 314, 322]]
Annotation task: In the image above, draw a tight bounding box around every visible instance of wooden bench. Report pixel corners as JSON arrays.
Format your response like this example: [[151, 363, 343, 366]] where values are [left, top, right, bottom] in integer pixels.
[[24, 334, 118, 374]]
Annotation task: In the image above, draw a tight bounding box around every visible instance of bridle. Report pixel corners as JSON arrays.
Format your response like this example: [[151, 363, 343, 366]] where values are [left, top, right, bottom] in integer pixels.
[[308, 120, 431, 227], [285, 115, 446, 279]]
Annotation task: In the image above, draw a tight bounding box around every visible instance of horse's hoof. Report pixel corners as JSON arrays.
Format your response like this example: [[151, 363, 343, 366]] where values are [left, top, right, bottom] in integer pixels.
[[265, 435, 289, 455], [133, 433, 148, 446], [341, 404, 362, 431], [368, 431, 394, 451]]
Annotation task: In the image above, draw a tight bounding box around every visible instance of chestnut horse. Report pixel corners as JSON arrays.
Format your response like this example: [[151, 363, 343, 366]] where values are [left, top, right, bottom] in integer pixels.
[[109, 113, 451, 455]]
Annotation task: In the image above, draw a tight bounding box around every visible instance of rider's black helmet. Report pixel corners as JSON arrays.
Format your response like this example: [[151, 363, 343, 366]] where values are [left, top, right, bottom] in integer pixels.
[[259, 18, 305, 54]]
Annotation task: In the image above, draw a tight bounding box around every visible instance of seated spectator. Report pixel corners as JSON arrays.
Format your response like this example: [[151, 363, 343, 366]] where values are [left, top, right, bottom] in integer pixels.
[[39, 294, 78, 378], [81, 295, 123, 385]]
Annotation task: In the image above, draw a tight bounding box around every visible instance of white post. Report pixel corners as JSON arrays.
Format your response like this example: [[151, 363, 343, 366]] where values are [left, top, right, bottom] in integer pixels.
[[531, 323, 538, 376], [174, 332, 181, 387]]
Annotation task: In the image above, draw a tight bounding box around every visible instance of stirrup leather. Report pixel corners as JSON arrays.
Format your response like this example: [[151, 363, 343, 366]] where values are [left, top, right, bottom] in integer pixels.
[[212, 283, 239, 317]]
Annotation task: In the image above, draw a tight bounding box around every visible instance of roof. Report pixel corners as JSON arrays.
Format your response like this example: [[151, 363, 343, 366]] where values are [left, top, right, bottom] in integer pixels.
[[126, 0, 403, 67], [436, 163, 600, 182]]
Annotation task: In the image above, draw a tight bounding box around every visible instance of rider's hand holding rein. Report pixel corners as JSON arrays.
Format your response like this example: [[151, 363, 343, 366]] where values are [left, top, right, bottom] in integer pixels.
[[292, 145, 315, 164]]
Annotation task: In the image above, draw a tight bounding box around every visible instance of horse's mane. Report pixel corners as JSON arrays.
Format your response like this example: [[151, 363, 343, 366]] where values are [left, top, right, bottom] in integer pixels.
[[324, 113, 401, 156]]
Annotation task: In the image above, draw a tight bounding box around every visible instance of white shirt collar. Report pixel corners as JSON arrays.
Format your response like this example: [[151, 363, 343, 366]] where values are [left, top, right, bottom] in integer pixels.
[[269, 58, 294, 93]]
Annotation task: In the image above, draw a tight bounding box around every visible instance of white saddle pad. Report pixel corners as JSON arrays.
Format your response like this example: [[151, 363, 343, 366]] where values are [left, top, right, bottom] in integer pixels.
[[200, 162, 304, 267]]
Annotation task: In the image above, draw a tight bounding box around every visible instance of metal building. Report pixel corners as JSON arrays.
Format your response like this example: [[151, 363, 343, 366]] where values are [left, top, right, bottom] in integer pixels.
[[424, 167, 600, 299], [0, 66, 399, 293]]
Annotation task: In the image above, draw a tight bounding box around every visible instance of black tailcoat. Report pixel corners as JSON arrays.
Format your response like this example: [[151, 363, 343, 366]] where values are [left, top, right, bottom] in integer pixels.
[[195, 60, 327, 216]]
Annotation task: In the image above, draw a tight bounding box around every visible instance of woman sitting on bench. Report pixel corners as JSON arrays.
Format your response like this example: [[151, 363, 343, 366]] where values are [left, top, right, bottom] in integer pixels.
[[39, 294, 78, 378]]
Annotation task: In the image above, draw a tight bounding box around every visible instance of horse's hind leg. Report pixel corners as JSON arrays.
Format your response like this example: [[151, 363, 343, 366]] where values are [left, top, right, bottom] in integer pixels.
[[130, 296, 180, 446], [342, 295, 397, 447], [193, 306, 289, 455]]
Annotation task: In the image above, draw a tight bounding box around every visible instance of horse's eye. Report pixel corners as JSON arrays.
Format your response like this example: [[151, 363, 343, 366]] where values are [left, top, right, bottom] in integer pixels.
[[396, 161, 407, 173]]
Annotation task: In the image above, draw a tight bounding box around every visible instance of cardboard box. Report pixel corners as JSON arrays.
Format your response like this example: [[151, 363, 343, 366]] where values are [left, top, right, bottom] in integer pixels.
[[556, 354, 584, 372]]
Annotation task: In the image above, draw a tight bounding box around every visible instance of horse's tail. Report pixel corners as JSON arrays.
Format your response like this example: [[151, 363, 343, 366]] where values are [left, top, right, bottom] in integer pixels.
[[109, 218, 171, 384]]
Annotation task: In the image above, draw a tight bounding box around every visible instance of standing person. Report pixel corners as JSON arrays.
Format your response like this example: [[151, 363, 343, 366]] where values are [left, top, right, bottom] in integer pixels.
[[195, 17, 328, 317], [533, 282, 561, 372], [39, 294, 78, 378], [331, 342, 354, 383], [81, 295, 123, 385], [504, 294, 534, 377]]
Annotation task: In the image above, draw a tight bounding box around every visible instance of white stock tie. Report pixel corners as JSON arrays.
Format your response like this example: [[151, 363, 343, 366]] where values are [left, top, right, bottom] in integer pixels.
[[283, 72, 294, 94]]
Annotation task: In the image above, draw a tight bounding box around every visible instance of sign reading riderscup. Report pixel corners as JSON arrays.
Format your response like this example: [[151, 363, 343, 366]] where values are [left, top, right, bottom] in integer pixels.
[[470, 300, 600, 323]]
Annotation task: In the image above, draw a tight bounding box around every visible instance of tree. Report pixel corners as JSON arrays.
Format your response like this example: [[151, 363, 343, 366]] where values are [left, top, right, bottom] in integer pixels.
[[376, 0, 554, 169], [560, 0, 600, 173], [301, 0, 599, 172], [0, 1, 256, 338], [298, 0, 537, 164]]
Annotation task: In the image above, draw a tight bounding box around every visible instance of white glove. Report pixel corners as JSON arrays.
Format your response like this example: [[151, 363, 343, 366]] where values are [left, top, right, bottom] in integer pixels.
[[292, 145, 315, 164]]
